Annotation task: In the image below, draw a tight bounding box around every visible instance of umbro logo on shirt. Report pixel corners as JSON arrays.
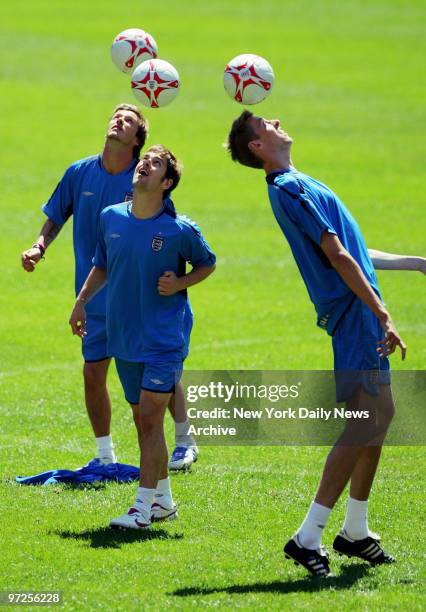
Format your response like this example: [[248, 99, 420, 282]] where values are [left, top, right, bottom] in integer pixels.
[[82, 191, 94, 196]]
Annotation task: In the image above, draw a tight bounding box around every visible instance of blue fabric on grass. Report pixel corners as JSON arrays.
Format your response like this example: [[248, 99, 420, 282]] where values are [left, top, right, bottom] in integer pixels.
[[15, 459, 139, 485]]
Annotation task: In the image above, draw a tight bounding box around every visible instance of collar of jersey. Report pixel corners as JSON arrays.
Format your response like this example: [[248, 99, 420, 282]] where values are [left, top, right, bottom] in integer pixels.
[[127, 201, 167, 222], [265, 168, 293, 185]]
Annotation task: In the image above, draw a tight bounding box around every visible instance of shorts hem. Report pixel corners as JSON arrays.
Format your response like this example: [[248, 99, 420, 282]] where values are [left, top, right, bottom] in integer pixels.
[[140, 385, 175, 394]]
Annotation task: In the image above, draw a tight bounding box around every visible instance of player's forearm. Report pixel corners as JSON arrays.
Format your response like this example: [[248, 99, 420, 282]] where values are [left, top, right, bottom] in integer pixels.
[[36, 218, 64, 250], [330, 252, 389, 322], [76, 267, 108, 304], [178, 264, 216, 290], [368, 249, 426, 272]]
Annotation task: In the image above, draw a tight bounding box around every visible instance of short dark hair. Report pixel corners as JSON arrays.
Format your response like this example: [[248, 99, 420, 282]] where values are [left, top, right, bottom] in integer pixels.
[[227, 110, 263, 169], [147, 145, 182, 197], [112, 103, 149, 158]]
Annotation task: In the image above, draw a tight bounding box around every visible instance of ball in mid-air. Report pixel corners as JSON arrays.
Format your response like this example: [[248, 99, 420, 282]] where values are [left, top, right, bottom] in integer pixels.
[[111, 28, 158, 74], [131, 59, 180, 108], [224, 54, 274, 104]]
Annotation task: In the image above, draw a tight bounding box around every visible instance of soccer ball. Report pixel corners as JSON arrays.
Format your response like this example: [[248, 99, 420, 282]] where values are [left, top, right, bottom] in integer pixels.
[[224, 54, 274, 104], [111, 28, 158, 74], [131, 59, 180, 108]]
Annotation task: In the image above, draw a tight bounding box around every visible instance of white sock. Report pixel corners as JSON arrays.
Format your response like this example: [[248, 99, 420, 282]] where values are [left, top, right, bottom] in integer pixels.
[[175, 420, 195, 447], [343, 497, 369, 540], [96, 434, 117, 464], [154, 477, 174, 508], [296, 502, 332, 550], [134, 487, 156, 520]]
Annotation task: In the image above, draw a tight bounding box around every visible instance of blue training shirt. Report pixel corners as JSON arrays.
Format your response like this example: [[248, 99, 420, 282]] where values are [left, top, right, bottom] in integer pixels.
[[42, 154, 176, 316], [266, 167, 379, 335], [93, 202, 216, 362]]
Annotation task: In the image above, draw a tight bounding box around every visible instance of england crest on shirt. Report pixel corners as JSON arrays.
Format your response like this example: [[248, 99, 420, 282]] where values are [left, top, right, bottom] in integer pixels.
[[152, 234, 164, 252]]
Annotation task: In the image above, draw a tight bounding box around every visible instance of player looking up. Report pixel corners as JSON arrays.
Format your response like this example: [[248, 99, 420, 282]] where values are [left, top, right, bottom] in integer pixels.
[[227, 111, 423, 577], [21, 104, 199, 470], [69, 145, 216, 528]]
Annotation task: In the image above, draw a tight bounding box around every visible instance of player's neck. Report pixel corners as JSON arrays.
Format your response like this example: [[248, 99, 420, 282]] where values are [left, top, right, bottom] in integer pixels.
[[101, 142, 135, 175], [131, 191, 164, 219], [263, 152, 292, 175]]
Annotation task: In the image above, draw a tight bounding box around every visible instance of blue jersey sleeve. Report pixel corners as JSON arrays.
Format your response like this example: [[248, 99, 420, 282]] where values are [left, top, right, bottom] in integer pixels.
[[92, 212, 107, 269], [179, 218, 216, 267], [274, 176, 336, 245], [41, 165, 75, 225]]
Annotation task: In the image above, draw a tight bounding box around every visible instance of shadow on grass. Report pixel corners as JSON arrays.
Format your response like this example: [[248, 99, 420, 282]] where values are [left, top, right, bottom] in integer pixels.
[[171, 563, 371, 597], [55, 527, 184, 549]]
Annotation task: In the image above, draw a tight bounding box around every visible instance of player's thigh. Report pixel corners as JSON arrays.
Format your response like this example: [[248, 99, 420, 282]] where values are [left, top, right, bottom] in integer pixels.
[[114, 359, 143, 405], [333, 298, 390, 402], [83, 358, 111, 387], [139, 361, 183, 418]]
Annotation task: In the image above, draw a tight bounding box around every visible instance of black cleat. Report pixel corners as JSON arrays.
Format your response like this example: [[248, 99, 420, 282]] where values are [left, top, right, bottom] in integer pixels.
[[284, 536, 332, 577], [333, 530, 395, 565]]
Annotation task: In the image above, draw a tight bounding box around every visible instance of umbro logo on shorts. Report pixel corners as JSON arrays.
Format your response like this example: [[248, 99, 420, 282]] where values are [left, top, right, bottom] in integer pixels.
[[110, 234, 121, 239], [150, 378, 165, 385], [152, 235, 164, 252], [82, 191, 94, 196]]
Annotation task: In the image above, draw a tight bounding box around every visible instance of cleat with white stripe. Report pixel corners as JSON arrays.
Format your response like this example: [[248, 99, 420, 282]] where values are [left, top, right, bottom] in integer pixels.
[[109, 506, 151, 530], [284, 536, 333, 577], [333, 529, 395, 565]]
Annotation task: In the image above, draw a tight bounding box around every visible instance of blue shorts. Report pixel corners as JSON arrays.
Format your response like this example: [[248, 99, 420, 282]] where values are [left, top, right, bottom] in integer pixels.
[[82, 314, 109, 362], [114, 358, 183, 404], [332, 297, 390, 402]]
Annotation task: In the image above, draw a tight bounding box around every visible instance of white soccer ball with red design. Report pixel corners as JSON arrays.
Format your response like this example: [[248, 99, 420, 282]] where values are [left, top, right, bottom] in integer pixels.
[[131, 59, 180, 108], [111, 28, 158, 74], [224, 54, 274, 104]]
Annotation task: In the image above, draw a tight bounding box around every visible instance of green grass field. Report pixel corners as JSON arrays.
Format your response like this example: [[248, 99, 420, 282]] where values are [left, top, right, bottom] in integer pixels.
[[1, 0, 425, 609]]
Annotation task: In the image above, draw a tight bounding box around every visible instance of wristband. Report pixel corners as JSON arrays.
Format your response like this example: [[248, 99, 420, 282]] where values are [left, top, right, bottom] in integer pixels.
[[32, 242, 45, 258]]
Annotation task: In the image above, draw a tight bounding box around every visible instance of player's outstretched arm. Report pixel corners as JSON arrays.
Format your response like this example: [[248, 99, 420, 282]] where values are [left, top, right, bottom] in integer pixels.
[[69, 266, 108, 338], [21, 218, 63, 272], [157, 264, 216, 296], [321, 233, 406, 359], [369, 249, 426, 274]]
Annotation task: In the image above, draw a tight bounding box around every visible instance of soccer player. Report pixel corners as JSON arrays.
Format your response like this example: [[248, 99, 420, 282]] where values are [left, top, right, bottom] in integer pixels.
[[21, 104, 199, 470], [227, 111, 423, 577], [69, 145, 216, 528]]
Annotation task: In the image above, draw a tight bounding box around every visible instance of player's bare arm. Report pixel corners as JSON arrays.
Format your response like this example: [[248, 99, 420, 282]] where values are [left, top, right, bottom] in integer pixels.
[[157, 264, 216, 296], [368, 249, 426, 274], [21, 218, 63, 272], [69, 266, 107, 338], [321, 233, 406, 359]]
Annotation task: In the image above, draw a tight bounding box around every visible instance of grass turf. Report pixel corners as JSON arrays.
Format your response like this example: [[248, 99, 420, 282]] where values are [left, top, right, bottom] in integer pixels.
[[0, 0, 425, 609]]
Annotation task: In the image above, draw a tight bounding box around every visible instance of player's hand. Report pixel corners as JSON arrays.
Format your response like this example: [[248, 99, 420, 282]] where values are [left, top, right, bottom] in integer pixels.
[[157, 270, 182, 296], [69, 301, 87, 338], [21, 247, 42, 272], [377, 315, 406, 360]]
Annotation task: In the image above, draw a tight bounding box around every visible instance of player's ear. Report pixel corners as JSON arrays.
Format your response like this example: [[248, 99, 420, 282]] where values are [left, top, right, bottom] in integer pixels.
[[162, 178, 173, 191], [248, 139, 262, 154]]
